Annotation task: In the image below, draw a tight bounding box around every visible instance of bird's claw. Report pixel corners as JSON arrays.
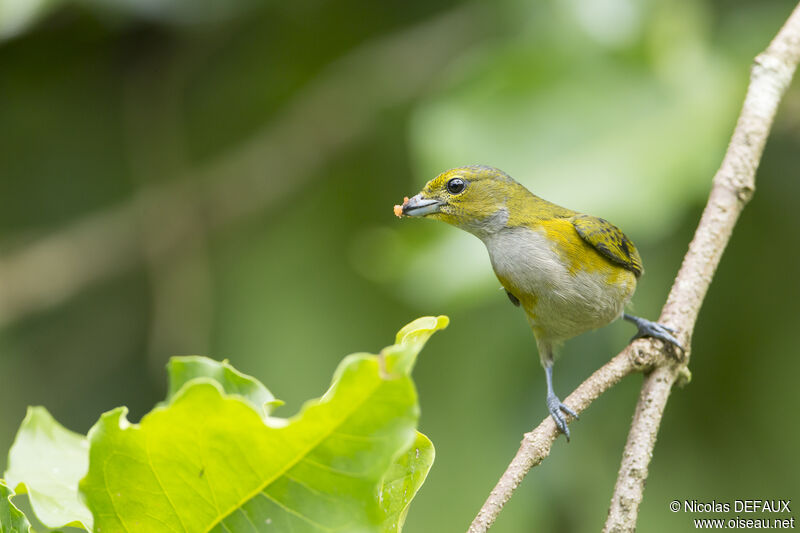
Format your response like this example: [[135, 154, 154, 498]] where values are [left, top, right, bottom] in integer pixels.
[[625, 314, 685, 353], [547, 393, 578, 441], [658, 324, 677, 334], [630, 323, 684, 352]]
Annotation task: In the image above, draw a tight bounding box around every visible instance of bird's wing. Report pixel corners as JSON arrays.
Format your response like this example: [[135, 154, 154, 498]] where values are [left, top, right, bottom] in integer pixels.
[[571, 214, 643, 277]]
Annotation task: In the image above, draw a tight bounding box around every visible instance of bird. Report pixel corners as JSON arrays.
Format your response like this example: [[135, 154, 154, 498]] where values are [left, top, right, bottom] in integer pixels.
[[395, 165, 682, 440]]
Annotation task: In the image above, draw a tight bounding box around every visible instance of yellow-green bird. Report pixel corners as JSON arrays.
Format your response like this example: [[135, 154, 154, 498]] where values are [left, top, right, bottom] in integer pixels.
[[397, 165, 681, 440]]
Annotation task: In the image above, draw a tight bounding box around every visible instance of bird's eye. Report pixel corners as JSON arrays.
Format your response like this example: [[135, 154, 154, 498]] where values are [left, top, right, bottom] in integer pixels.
[[446, 177, 466, 194]]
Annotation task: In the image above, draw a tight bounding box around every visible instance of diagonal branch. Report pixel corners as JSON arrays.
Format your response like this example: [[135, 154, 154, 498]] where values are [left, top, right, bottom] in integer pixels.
[[467, 338, 664, 533], [468, 3, 800, 532], [604, 4, 800, 531]]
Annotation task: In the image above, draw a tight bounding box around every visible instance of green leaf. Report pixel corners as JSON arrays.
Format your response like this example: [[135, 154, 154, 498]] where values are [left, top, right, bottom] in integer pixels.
[[4, 407, 91, 531], [166, 355, 284, 418], [80, 316, 448, 532], [380, 432, 435, 533], [385, 315, 449, 375], [0, 480, 31, 533]]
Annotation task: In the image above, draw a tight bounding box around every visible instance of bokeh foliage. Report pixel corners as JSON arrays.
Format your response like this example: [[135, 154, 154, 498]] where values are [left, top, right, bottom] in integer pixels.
[[1, 0, 798, 531]]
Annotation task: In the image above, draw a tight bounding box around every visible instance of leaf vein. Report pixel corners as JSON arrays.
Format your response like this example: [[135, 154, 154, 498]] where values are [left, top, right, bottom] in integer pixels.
[[205, 368, 388, 531], [283, 472, 337, 501], [144, 436, 189, 532], [259, 491, 334, 532], [300, 456, 367, 478], [237, 506, 260, 532]]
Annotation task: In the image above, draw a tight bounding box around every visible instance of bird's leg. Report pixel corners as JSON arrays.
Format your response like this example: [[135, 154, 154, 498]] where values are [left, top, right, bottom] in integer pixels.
[[544, 363, 578, 441], [622, 313, 684, 352]]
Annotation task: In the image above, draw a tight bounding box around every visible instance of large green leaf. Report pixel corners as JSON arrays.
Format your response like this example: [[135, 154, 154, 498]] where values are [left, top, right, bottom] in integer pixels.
[[0, 480, 31, 533], [80, 315, 448, 532], [380, 432, 435, 532], [4, 407, 92, 530], [166, 356, 284, 418]]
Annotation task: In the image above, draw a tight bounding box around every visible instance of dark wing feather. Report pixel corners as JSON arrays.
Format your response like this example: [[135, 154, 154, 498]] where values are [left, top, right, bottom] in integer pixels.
[[571, 215, 643, 277], [505, 289, 520, 306]]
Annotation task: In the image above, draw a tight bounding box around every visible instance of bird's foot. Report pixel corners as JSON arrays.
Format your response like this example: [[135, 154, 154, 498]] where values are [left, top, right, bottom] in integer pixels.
[[623, 313, 684, 354], [546, 392, 578, 442]]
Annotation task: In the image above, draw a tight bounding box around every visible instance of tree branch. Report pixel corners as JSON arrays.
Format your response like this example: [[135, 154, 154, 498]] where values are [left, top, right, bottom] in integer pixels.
[[604, 4, 800, 530], [469, 4, 800, 532], [468, 344, 656, 533]]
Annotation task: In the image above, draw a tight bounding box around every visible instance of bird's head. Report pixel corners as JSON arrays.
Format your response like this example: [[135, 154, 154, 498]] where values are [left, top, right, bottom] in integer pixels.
[[399, 166, 533, 237]]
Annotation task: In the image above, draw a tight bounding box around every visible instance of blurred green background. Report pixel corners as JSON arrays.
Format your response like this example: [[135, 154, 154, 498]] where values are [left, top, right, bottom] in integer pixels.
[[1, 0, 798, 531]]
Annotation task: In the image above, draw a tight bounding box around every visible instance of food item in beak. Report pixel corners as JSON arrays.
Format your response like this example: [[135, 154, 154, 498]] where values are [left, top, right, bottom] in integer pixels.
[[393, 197, 409, 218]]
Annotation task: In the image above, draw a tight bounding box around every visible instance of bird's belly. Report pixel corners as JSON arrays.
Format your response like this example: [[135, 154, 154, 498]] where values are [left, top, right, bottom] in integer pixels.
[[484, 227, 636, 342]]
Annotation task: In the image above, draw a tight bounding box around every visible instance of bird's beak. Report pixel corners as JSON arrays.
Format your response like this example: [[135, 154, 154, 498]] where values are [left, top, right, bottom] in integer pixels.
[[402, 194, 442, 217]]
